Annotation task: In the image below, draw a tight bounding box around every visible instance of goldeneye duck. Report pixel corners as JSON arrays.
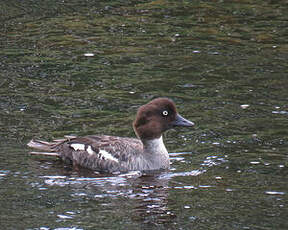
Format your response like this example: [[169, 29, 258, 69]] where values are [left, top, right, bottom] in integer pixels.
[[28, 98, 194, 173]]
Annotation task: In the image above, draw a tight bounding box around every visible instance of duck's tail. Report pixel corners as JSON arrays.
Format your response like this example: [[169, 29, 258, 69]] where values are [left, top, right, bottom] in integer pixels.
[[27, 139, 61, 157], [27, 135, 77, 157]]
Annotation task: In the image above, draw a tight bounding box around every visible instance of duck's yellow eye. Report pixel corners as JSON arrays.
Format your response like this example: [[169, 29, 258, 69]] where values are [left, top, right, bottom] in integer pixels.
[[162, 110, 168, 116]]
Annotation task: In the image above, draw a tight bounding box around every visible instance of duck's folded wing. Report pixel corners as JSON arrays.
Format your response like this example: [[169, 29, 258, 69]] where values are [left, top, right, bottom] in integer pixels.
[[60, 135, 143, 172]]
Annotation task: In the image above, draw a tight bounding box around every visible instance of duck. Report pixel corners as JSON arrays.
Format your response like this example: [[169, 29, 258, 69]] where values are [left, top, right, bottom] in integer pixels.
[[27, 98, 194, 173]]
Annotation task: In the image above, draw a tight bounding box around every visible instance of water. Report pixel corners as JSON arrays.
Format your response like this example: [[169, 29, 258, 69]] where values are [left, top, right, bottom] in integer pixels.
[[0, 0, 288, 229]]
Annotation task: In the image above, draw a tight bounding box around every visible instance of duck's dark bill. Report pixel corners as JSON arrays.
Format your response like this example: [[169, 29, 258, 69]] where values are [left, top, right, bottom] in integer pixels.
[[172, 114, 195, 127]]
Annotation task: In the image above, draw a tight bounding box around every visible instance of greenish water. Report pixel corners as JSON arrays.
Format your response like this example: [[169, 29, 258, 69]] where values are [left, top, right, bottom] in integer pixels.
[[0, 0, 287, 229]]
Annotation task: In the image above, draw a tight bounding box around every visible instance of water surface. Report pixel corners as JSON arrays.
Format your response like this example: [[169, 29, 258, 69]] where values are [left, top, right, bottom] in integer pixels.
[[0, 0, 287, 229]]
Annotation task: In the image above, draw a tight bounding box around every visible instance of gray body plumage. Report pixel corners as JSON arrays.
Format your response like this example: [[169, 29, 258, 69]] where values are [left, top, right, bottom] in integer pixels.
[[28, 135, 170, 173]]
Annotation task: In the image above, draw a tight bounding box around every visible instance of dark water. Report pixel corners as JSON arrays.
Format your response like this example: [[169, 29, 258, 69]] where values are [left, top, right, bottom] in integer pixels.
[[1, 0, 287, 229]]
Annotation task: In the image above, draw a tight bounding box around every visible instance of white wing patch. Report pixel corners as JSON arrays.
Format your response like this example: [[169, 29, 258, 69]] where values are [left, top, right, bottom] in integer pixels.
[[86, 146, 95, 155], [70, 143, 85, 151], [99, 149, 119, 163], [70, 144, 95, 155], [70, 144, 118, 163]]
